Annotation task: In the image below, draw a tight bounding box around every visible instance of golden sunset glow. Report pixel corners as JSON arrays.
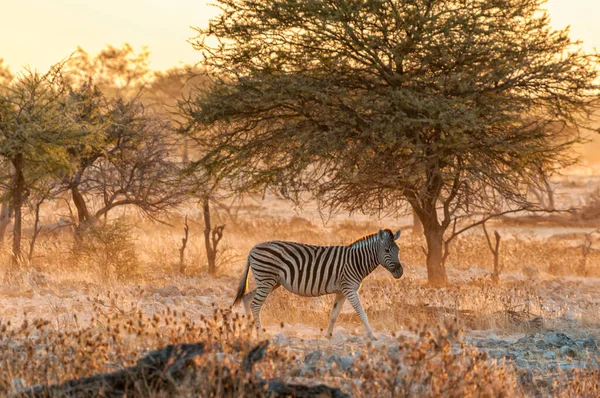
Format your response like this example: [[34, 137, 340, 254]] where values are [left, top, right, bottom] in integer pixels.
[[2, 2, 600, 395], [1, 0, 598, 72]]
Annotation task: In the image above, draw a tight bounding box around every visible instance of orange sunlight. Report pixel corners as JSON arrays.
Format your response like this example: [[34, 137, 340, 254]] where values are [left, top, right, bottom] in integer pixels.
[[1, 0, 598, 73]]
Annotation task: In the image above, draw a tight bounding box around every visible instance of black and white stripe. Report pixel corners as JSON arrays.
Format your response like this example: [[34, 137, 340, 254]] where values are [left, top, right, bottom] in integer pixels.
[[233, 228, 403, 339]]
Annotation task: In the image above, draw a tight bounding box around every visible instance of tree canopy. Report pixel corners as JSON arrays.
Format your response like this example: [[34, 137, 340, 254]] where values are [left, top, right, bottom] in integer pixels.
[[185, 0, 600, 284], [0, 66, 89, 264]]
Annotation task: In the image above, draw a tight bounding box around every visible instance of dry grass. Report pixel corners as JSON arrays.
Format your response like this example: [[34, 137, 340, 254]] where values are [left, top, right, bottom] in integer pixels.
[[1, 207, 599, 396], [0, 302, 521, 397], [0, 300, 598, 397]]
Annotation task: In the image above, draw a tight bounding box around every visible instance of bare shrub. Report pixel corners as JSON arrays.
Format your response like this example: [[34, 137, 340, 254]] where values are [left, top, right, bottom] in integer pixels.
[[575, 188, 600, 222], [73, 219, 140, 281]]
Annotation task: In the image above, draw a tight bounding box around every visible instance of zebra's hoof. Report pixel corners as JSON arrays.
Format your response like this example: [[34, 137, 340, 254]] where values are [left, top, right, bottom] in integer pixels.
[[368, 334, 377, 341], [325, 332, 333, 340]]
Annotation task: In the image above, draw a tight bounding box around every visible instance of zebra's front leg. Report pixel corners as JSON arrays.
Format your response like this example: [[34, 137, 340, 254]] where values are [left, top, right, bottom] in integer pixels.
[[250, 281, 279, 337], [326, 293, 346, 339], [343, 289, 376, 340]]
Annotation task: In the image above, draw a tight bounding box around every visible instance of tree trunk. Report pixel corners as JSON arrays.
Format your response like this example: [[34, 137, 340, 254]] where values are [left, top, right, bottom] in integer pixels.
[[11, 154, 25, 268], [544, 178, 555, 210], [71, 181, 93, 244], [411, 197, 449, 286], [182, 136, 189, 164], [27, 198, 45, 265], [0, 201, 12, 246], [72, 185, 90, 224], [203, 198, 217, 275], [179, 216, 189, 275], [412, 209, 423, 234], [424, 226, 447, 286]]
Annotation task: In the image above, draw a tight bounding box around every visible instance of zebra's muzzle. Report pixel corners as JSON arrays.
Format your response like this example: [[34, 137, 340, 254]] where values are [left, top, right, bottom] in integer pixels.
[[391, 264, 403, 279]]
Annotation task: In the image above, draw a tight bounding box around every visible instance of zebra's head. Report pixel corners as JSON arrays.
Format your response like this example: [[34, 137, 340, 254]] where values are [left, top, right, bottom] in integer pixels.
[[377, 229, 403, 279]]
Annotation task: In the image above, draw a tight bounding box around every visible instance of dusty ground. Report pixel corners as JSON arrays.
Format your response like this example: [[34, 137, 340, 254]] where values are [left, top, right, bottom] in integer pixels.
[[1, 264, 599, 395], [1, 170, 600, 396]]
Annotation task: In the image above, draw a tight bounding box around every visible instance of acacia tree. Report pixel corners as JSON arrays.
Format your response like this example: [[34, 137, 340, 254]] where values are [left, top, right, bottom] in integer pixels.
[[66, 44, 152, 98], [0, 60, 11, 86], [184, 0, 599, 285], [0, 67, 82, 266], [0, 60, 13, 240], [63, 90, 186, 235]]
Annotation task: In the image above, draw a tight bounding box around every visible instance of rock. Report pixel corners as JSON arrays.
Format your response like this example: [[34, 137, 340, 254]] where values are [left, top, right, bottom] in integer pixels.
[[273, 333, 287, 342], [30, 272, 50, 288], [516, 336, 535, 345], [543, 351, 556, 360], [299, 365, 318, 378], [161, 298, 175, 307], [181, 287, 200, 296], [528, 316, 545, 329], [328, 354, 353, 371], [580, 338, 598, 351], [486, 350, 505, 359], [331, 333, 346, 344], [519, 369, 534, 385], [3, 307, 18, 316], [522, 267, 540, 279], [386, 346, 402, 362], [515, 357, 530, 368], [543, 332, 576, 348], [155, 285, 182, 297], [0, 285, 34, 298], [488, 350, 516, 360], [11, 378, 25, 394], [521, 350, 536, 359], [304, 350, 323, 364], [559, 362, 578, 372], [39, 288, 55, 297], [562, 311, 577, 321], [535, 340, 550, 350], [482, 337, 507, 348], [559, 346, 578, 358]]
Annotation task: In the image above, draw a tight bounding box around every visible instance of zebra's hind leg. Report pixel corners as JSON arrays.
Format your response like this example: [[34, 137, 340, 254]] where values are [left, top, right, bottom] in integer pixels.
[[326, 293, 346, 339], [344, 289, 376, 340], [250, 280, 280, 337], [241, 289, 255, 317]]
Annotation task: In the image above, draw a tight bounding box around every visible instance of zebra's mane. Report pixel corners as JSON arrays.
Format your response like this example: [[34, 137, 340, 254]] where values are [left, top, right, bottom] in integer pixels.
[[347, 230, 383, 249], [348, 229, 394, 249]]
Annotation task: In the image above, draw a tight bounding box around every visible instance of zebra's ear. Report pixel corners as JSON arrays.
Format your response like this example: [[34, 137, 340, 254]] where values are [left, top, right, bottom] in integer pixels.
[[377, 229, 384, 240], [393, 229, 402, 240]]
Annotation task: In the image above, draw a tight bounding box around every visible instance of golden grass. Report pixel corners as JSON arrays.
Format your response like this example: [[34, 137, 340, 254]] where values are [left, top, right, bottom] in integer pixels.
[[1, 212, 599, 396]]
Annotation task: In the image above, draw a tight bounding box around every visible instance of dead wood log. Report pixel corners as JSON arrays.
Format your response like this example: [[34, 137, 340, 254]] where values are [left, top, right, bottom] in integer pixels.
[[17, 342, 206, 397], [15, 341, 348, 398]]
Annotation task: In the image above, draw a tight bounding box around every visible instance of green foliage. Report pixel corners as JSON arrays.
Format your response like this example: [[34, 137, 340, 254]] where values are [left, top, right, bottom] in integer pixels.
[[0, 66, 88, 192]]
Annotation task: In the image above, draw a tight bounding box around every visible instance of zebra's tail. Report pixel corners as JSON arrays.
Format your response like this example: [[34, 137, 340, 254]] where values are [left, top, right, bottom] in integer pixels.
[[233, 258, 250, 307]]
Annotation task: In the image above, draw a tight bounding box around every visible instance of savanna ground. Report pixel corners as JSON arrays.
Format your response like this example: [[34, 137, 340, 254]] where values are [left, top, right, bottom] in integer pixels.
[[1, 168, 600, 397]]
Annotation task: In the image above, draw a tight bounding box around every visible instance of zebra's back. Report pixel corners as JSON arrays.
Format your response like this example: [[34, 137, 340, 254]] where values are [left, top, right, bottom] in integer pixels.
[[249, 241, 348, 297]]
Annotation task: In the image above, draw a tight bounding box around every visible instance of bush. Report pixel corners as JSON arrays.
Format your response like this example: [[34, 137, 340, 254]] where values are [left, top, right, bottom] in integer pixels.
[[73, 219, 140, 281]]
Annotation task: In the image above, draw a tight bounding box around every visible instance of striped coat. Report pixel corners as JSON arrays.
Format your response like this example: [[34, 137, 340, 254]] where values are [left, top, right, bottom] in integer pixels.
[[233, 228, 403, 339]]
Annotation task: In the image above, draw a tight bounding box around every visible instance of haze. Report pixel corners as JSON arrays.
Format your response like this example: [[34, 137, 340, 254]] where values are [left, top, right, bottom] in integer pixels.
[[1, 0, 598, 72]]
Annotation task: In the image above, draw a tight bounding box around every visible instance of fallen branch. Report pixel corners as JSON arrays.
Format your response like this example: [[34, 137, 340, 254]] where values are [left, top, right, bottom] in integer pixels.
[[15, 341, 348, 398]]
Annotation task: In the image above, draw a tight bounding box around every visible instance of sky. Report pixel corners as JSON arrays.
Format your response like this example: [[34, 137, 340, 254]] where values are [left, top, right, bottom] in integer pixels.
[[1, 0, 599, 73]]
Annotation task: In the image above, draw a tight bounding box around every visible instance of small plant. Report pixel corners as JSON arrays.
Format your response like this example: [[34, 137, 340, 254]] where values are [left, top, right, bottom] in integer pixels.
[[73, 219, 140, 281]]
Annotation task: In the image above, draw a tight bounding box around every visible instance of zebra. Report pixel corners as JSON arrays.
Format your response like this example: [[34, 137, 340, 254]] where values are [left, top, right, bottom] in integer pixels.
[[233, 228, 403, 339]]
